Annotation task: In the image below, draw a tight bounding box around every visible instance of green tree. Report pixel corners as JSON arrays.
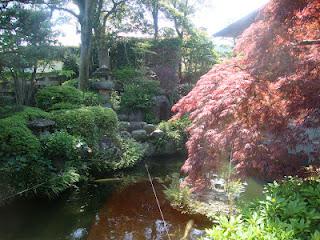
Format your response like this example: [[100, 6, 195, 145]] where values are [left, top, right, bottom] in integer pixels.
[[160, 0, 216, 81], [142, 0, 160, 39], [182, 29, 218, 82], [0, 4, 58, 104], [46, 0, 97, 90]]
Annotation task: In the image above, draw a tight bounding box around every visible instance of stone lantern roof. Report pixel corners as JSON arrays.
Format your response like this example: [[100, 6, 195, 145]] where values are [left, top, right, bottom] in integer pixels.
[[92, 80, 115, 90]]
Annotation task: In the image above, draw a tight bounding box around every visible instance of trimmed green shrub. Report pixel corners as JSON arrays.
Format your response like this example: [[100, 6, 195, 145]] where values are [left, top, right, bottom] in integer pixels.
[[48, 102, 81, 111], [0, 106, 49, 121], [0, 116, 40, 159], [89, 106, 118, 131], [0, 105, 24, 119], [205, 177, 320, 240], [36, 86, 83, 111], [120, 79, 160, 111], [83, 91, 101, 106], [62, 78, 79, 88], [51, 106, 118, 146], [15, 106, 50, 121]]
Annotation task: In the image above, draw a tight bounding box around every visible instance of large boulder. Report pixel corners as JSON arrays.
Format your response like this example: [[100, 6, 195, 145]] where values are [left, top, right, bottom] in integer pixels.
[[128, 110, 144, 122], [128, 122, 147, 132], [131, 129, 148, 142], [150, 129, 164, 139], [120, 131, 132, 139], [118, 113, 129, 121], [144, 124, 156, 134]]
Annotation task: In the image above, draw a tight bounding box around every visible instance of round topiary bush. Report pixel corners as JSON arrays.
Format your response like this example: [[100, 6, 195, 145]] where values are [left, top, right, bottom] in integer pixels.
[[36, 86, 84, 111], [51, 106, 118, 146], [0, 116, 40, 159], [15, 106, 50, 122]]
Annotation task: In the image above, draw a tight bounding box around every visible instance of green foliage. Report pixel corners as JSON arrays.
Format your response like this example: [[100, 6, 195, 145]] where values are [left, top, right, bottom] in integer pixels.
[[14, 106, 50, 121], [0, 155, 51, 196], [111, 38, 181, 69], [163, 173, 192, 211], [0, 105, 24, 119], [0, 5, 58, 105], [36, 86, 83, 111], [116, 138, 144, 169], [91, 137, 144, 172], [182, 30, 219, 82], [0, 113, 85, 199], [0, 116, 40, 159], [53, 69, 75, 79], [113, 66, 143, 84], [120, 79, 160, 111], [110, 91, 121, 110], [169, 83, 194, 105], [82, 91, 102, 106], [41, 131, 81, 164], [205, 177, 320, 240], [51, 106, 118, 146], [43, 167, 81, 197], [62, 53, 79, 77], [62, 78, 79, 88], [0, 105, 49, 121], [155, 116, 191, 152], [48, 102, 81, 111]]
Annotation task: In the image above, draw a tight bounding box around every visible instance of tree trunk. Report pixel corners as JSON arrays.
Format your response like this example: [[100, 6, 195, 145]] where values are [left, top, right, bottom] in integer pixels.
[[79, 0, 96, 90], [152, 0, 159, 40]]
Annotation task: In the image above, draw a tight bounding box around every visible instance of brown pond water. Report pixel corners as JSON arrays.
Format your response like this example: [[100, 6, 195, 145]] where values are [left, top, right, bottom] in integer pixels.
[[0, 156, 211, 240], [87, 181, 209, 240]]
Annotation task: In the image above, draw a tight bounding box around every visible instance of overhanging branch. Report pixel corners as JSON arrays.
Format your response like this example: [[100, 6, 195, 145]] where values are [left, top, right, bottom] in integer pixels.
[[48, 5, 79, 20]]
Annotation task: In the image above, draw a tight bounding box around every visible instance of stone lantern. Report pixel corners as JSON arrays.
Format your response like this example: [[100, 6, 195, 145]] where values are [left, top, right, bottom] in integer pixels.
[[91, 61, 115, 107], [92, 80, 114, 107], [28, 118, 56, 136]]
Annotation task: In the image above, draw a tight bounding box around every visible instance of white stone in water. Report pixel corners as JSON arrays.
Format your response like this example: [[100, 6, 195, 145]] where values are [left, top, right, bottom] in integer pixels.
[[70, 228, 87, 240], [155, 220, 171, 238], [190, 228, 205, 240], [144, 227, 153, 240], [123, 231, 134, 240]]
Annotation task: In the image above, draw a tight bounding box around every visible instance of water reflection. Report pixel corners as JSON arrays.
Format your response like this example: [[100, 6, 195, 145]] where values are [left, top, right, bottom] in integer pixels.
[[87, 181, 208, 240]]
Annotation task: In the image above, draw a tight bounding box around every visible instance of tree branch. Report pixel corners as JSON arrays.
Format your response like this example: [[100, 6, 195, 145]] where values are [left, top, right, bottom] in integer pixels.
[[298, 39, 320, 45], [102, 0, 126, 26], [48, 5, 80, 20]]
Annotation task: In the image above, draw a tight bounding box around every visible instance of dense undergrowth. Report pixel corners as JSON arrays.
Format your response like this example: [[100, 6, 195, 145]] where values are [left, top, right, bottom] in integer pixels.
[[204, 176, 320, 240], [0, 86, 144, 201]]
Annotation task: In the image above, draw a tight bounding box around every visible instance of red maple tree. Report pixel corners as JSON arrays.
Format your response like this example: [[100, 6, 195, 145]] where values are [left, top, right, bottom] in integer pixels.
[[172, 0, 320, 190]]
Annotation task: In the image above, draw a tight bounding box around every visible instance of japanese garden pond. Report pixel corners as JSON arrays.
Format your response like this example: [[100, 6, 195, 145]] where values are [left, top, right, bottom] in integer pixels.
[[0, 155, 263, 240]]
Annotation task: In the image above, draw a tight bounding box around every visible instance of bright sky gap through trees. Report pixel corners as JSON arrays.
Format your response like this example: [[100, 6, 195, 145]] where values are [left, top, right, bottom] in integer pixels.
[[54, 0, 270, 46]]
